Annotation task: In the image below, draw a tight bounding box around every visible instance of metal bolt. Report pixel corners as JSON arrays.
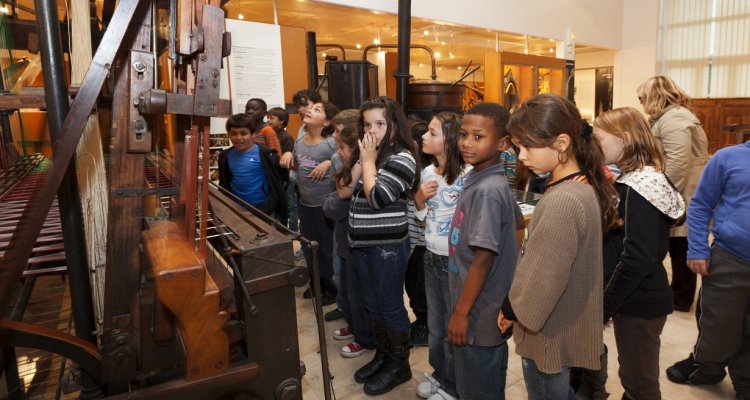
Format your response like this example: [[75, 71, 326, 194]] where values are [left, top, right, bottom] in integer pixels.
[[198, 103, 204, 109], [209, 104, 216, 111], [132, 61, 147, 73], [211, 70, 219, 78], [211, 80, 218, 88], [199, 54, 207, 62], [198, 81, 205, 89]]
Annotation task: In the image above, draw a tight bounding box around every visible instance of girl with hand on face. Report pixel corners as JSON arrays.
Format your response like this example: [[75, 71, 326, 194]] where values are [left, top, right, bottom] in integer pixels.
[[338, 97, 418, 396]]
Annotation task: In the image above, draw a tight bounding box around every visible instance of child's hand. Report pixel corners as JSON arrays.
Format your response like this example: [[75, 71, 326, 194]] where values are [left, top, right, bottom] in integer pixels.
[[280, 151, 294, 169], [415, 180, 438, 208], [497, 311, 512, 333], [308, 160, 331, 182], [447, 311, 469, 346], [358, 132, 378, 165]]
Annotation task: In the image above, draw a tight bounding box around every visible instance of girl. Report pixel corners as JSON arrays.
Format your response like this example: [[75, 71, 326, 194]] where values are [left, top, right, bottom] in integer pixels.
[[637, 76, 709, 312], [337, 96, 418, 395], [594, 107, 685, 400], [414, 112, 470, 400], [293, 101, 339, 305], [497, 94, 619, 400]]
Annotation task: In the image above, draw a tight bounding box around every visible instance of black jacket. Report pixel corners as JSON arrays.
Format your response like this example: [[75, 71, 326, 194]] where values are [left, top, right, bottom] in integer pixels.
[[602, 183, 674, 322], [218, 144, 288, 222]]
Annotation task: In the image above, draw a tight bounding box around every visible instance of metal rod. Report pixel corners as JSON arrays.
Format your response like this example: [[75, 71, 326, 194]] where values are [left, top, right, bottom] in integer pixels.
[[317, 43, 346, 60], [306, 31, 318, 90], [362, 43, 436, 80], [395, 0, 412, 108], [34, 0, 100, 397]]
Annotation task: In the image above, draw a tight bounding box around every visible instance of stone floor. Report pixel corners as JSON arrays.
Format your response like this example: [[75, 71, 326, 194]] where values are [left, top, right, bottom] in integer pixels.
[[294, 262, 737, 400]]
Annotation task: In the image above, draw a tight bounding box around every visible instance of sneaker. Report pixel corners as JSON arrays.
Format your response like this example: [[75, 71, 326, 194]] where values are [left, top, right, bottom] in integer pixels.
[[417, 372, 439, 398], [325, 308, 344, 322], [666, 353, 726, 385], [340, 342, 367, 358], [321, 293, 336, 306], [410, 322, 429, 347], [302, 287, 313, 299], [428, 387, 458, 400], [333, 326, 354, 340]]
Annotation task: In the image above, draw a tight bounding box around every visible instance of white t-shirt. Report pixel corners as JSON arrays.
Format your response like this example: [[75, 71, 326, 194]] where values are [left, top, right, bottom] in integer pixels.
[[416, 164, 472, 256]]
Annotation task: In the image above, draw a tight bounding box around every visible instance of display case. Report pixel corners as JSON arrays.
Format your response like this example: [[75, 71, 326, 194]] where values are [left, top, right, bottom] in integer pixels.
[[484, 51, 566, 112]]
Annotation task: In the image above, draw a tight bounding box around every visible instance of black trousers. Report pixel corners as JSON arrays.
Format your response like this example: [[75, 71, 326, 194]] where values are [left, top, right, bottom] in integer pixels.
[[670, 237, 697, 309], [405, 244, 427, 325]]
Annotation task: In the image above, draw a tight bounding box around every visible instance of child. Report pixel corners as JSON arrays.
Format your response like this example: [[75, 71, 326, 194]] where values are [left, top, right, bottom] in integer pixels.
[[292, 101, 339, 305], [593, 107, 685, 400], [498, 94, 619, 400], [338, 96, 418, 395], [323, 120, 375, 359], [444, 103, 517, 400], [406, 116, 430, 347], [267, 106, 297, 232], [414, 111, 470, 400], [245, 98, 282, 157], [218, 113, 286, 219]]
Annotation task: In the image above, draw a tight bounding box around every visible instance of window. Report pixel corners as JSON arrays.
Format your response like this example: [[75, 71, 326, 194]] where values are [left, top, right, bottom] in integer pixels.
[[658, 0, 750, 97]]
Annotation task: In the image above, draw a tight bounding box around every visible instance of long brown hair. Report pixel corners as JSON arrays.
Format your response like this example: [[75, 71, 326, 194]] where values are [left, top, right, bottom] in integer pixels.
[[593, 107, 666, 174], [507, 94, 620, 233], [334, 124, 360, 187], [432, 112, 465, 185]]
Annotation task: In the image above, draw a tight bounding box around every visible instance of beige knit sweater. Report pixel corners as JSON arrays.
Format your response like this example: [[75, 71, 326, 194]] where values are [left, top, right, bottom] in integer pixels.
[[509, 181, 603, 374]]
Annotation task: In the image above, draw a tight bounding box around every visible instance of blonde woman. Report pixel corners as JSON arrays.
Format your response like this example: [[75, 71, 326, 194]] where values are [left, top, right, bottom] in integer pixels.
[[636, 76, 709, 313]]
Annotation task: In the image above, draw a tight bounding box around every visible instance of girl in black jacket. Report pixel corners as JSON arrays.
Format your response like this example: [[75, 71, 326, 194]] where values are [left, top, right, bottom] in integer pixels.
[[592, 107, 686, 400]]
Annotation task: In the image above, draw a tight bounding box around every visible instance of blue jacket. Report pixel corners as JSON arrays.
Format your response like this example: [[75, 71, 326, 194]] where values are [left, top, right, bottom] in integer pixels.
[[687, 141, 750, 262]]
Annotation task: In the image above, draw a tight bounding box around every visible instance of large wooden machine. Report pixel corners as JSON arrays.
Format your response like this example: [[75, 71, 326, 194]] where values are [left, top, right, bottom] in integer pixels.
[[0, 1, 332, 398]]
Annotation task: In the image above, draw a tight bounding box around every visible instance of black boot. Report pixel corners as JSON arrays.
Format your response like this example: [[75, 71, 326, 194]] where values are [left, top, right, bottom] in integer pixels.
[[364, 329, 412, 395], [354, 320, 387, 383], [576, 346, 610, 399]]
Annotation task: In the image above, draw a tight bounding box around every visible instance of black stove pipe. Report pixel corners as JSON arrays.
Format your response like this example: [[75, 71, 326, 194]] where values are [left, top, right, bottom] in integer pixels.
[[306, 31, 318, 90], [395, 0, 411, 108]]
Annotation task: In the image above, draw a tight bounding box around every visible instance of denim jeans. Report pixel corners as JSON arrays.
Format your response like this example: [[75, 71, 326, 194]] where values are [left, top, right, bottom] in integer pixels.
[[286, 180, 299, 232], [522, 358, 576, 400], [424, 251, 456, 394], [352, 240, 410, 333], [336, 254, 374, 347], [454, 342, 508, 400]]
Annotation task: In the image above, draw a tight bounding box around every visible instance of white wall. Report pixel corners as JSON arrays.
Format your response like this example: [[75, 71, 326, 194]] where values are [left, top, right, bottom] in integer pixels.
[[316, 0, 624, 49], [576, 51, 615, 70], [612, 0, 658, 109]]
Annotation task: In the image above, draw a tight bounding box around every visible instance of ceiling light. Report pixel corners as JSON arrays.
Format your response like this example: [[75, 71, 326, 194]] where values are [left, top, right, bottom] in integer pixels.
[[418, 63, 423, 67], [0, 6, 9, 14], [434, 52, 441, 59], [356, 43, 362, 49], [458, 66, 462, 70], [423, 30, 429, 36], [438, 67, 443, 71], [549, 38, 555, 42], [373, 38, 381, 45], [549, 48, 554, 53], [322, 52, 327, 58], [441, 41, 446, 46], [238, 13, 244, 19], [449, 52, 454, 59]]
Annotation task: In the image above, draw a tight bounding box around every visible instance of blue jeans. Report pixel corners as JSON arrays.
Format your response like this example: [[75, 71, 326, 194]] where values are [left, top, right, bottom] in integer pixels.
[[454, 342, 508, 400], [522, 358, 576, 400], [336, 254, 374, 347], [352, 241, 410, 333], [424, 251, 456, 394], [285, 181, 298, 232]]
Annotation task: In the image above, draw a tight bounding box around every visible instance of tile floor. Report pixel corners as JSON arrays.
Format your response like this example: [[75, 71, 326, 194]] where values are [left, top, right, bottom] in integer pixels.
[[294, 263, 737, 400]]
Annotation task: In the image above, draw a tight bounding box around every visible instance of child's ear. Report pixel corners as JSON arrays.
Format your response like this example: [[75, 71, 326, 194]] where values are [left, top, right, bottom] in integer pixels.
[[622, 131, 633, 145], [497, 136, 511, 152], [554, 133, 572, 153], [323, 119, 331, 127]]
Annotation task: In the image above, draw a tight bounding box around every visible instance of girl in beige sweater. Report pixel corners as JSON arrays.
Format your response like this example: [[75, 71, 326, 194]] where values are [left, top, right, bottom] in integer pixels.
[[498, 94, 620, 400]]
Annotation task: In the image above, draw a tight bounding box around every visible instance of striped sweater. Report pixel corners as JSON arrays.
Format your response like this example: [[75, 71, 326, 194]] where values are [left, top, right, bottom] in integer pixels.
[[348, 151, 417, 248]]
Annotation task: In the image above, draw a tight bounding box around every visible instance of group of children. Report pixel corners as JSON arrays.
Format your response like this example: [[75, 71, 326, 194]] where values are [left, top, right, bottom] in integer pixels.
[[218, 85, 747, 400]]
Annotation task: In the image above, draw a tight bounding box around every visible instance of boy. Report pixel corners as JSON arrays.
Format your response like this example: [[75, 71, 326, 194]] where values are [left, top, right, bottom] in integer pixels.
[[667, 140, 750, 400], [245, 98, 282, 157], [219, 113, 286, 221], [267, 106, 294, 156], [447, 103, 518, 400]]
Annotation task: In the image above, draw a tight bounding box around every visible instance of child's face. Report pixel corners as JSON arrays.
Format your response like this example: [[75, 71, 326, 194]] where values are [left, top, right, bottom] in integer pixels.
[[303, 102, 329, 128], [267, 114, 284, 130], [333, 123, 345, 139], [422, 117, 444, 157], [298, 100, 314, 118], [363, 108, 389, 145], [244, 101, 265, 124], [514, 140, 559, 176], [228, 127, 254, 152], [336, 139, 354, 161], [459, 114, 505, 173], [593, 126, 625, 165]]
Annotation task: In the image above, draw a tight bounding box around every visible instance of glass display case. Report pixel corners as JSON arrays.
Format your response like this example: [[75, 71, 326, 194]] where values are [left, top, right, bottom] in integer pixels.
[[484, 51, 566, 111]]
